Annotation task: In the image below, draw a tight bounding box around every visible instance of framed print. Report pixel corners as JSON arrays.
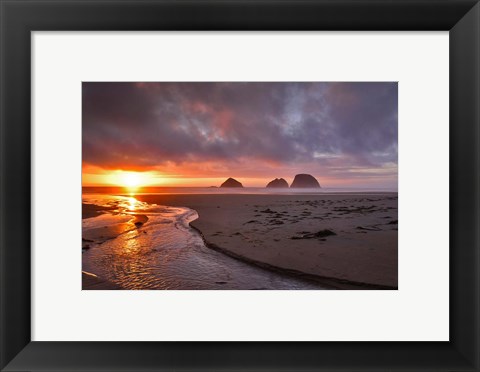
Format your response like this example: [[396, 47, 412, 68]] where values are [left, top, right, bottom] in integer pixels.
[[1, 0, 479, 371]]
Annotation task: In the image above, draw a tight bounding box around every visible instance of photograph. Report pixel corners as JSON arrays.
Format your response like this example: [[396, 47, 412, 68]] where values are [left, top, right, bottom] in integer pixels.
[[82, 82, 398, 290], [3, 0, 479, 369]]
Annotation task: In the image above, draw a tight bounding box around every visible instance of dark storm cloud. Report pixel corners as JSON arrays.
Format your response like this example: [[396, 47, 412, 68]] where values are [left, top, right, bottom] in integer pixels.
[[82, 82, 397, 170]]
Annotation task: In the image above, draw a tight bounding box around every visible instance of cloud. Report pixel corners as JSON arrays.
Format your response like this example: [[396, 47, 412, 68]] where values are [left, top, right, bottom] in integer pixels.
[[82, 82, 397, 185]]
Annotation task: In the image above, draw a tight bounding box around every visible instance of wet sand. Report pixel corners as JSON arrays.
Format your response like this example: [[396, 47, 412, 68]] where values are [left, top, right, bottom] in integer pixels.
[[82, 271, 120, 290], [82, 203, 116, 219], [135, 193, 398, 289], [82, 203, 148, 250]]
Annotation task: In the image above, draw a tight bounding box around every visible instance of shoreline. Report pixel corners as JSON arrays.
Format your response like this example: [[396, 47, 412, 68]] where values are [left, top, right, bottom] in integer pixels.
[[82, 202, 149, 245], [188, 222, 396, 290]]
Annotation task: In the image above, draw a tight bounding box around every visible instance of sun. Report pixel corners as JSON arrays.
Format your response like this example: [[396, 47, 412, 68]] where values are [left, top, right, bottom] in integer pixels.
[[121, 172, 141, 188], [105, 170, 161, 189], [113, 171, 149, 190]]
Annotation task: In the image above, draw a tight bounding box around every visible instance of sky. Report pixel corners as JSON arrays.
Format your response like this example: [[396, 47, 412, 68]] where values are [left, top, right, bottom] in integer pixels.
[[82, 82, 397, 188]]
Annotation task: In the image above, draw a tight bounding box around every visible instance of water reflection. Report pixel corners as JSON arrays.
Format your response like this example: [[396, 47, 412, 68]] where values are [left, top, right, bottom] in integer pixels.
[[127, 196, 137, 211], [122, 230, 142, 255]]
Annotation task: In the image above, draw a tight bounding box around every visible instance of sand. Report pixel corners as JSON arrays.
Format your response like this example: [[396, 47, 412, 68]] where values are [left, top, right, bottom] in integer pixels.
[[82, 271, 120, 290], [82, 203, 116, 219], [135, 193, 398, 289]]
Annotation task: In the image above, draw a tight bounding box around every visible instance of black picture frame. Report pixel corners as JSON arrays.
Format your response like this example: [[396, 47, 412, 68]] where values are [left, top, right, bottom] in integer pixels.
[[1, 0, 479, 371]]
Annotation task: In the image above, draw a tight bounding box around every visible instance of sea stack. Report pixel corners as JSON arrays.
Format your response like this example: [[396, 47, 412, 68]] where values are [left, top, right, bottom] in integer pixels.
[[266, 178, 289, 188], [290, 174, 321, 188], [220, 178, 243, 188]]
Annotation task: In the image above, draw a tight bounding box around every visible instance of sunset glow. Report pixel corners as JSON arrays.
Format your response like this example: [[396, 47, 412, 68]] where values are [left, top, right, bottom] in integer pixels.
[[122, 172, 141, 187], [111, 171, 156, 190], [82, 168, 165, 188]]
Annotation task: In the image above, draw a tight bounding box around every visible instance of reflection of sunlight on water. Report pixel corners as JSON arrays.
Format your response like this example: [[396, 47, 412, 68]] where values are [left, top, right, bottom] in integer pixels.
[[82, 194, 153, 215], [117, 195, 148, 213], [121, 231, 142, 255], [127, 197, 137, 211]]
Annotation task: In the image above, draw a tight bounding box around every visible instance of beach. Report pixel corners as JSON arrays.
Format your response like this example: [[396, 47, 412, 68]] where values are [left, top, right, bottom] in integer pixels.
[[82, 194, 333, 290], [133, 193, 398, 289]]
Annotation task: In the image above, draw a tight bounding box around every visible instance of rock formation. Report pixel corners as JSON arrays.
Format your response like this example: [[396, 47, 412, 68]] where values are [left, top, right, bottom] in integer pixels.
[[290, 174, 321, 188], [220, 178, 243, 188], [266, 178, 289, 188]]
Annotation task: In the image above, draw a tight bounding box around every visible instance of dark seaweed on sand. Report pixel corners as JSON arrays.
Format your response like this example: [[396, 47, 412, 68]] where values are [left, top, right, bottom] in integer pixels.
[[291, 229, 336, 240]]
